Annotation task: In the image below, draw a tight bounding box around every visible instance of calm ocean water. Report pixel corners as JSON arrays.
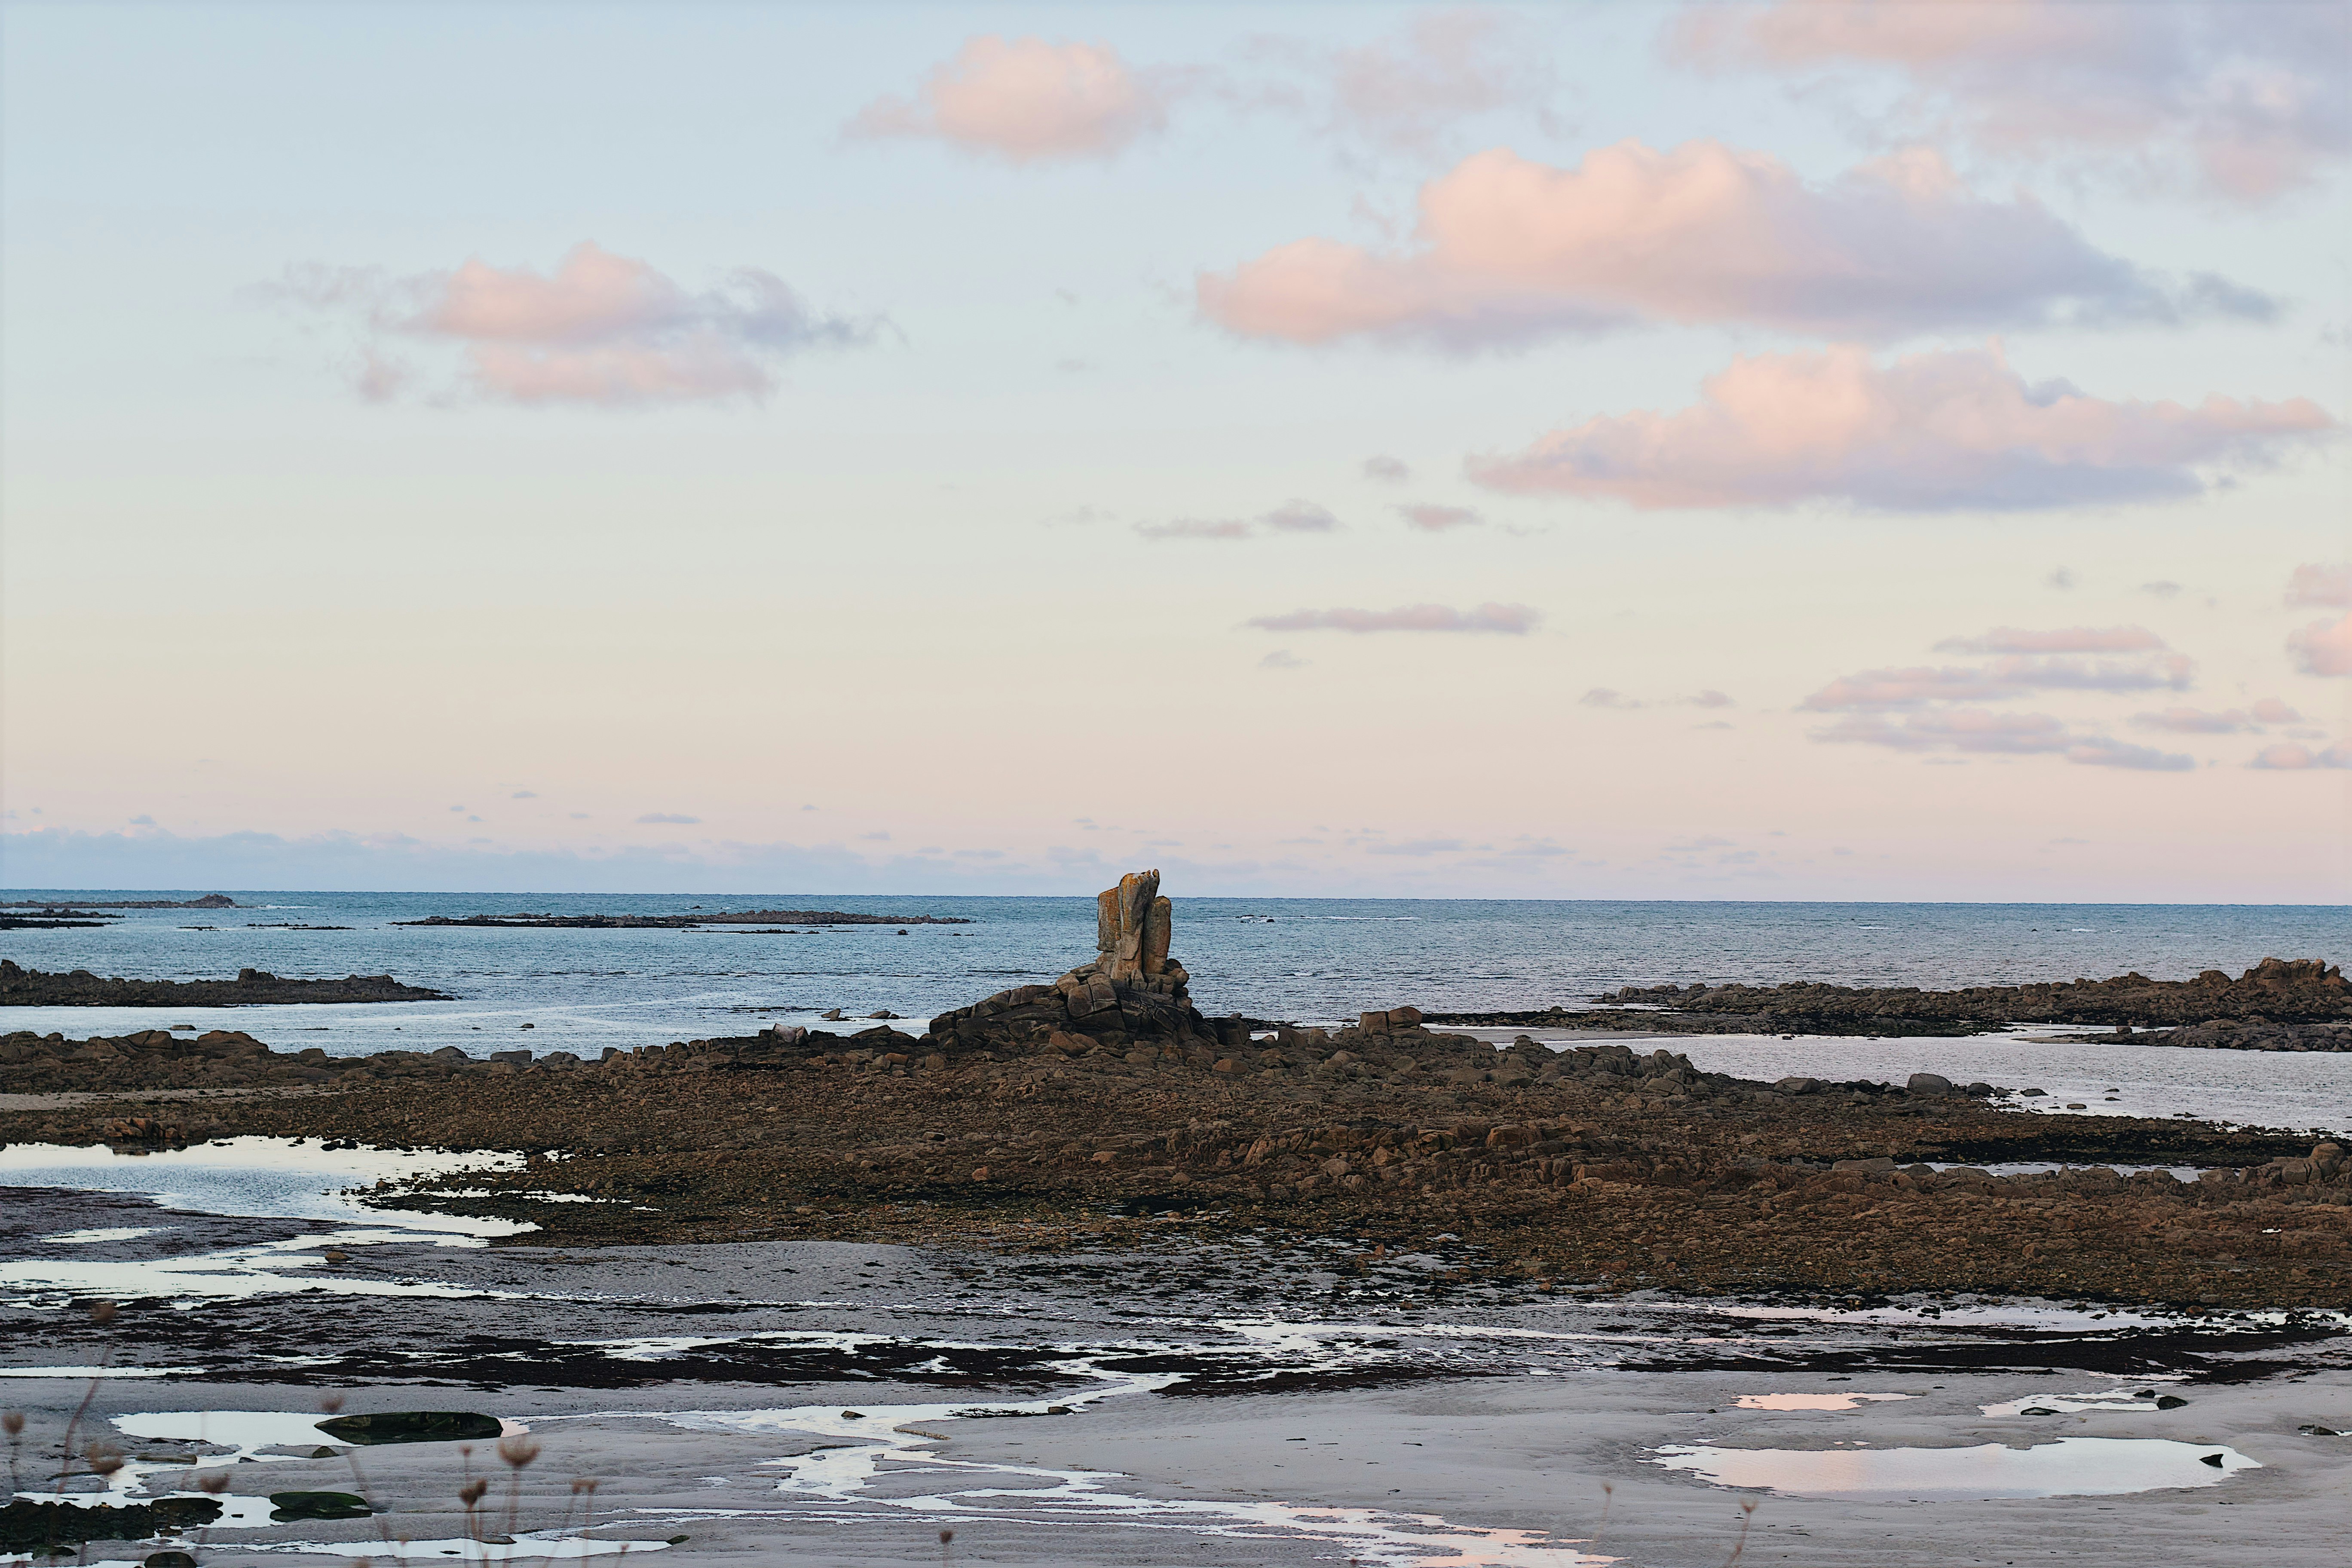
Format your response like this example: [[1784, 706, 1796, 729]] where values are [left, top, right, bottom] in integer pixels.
[[2, 890, 2342, 1067]]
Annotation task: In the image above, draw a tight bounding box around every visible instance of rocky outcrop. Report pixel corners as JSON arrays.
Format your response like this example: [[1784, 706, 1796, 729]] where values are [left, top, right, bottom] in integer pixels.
[[1588, 957, 2350, 1031], [0, 960, 451, 1007], [930, 870, 1238, 1054]]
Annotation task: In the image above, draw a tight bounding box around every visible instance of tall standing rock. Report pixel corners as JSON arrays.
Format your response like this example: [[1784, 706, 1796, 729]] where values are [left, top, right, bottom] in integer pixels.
[[930, 869, 1234, 1054]]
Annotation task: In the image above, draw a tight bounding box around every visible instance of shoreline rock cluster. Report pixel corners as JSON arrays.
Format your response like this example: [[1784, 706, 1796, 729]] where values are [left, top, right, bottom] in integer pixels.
[[0, 960, 451, 1007], [1431, 958, 2351, 1038]]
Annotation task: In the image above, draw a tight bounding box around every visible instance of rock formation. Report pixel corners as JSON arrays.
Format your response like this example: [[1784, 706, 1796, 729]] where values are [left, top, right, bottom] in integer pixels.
[[931, 870, 1237, 1055]]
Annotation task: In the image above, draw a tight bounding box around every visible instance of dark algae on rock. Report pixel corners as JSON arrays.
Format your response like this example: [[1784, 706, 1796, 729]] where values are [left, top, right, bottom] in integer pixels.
[[315, 1411, 502, 1446], [0, 1498, 223, 1552]]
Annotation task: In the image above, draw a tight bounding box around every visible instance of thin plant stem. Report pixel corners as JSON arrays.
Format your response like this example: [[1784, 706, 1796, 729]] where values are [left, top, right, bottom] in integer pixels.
[[53, 1302, 116, 1495], [1724, 1499, 1758, 1566]]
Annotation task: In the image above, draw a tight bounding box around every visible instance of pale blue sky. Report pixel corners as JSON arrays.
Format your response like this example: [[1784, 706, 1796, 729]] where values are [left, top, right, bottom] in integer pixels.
[[4, 2, 2346, 898]]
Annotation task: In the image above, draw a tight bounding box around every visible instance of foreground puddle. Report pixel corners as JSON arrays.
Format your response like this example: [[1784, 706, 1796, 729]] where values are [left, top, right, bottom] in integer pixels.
[[1733, 1392, 1911, 1412], [0, 1139, 526, 1234], [621, 1369, 1608, 1568], [1649, 1437, 2260, 1499]]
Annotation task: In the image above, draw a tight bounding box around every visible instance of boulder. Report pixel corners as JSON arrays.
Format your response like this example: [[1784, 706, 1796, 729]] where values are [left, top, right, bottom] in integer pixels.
[[1906, 1071, 1956, 1096]]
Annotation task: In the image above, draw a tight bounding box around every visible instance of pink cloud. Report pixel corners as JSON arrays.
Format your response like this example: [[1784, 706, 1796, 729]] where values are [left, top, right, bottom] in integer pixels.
[[2251, 698, 2304, 724], [1197, 140, 2248, 349], [1804, 653, 2192, 711], [1936, 625, 2167, 654], [1673, 1, 2352, 205], [848, 37, 1169, 163], [2287, 563, 2352, 607], [1398, 503, 1482, 531], [1467, 343, 2333, 511], [265, 242, 876, 406], [2250, 741, 2352, 771], [1818, 710, 2190, 770], [2289, 613, 2352, 677], [1247, 602, 1540, 634]]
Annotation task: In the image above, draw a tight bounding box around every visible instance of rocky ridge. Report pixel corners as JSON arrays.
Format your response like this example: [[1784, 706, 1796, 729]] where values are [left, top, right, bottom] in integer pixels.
[[1431, 957, 2352, 1037], [0, 960, 451, 1007]]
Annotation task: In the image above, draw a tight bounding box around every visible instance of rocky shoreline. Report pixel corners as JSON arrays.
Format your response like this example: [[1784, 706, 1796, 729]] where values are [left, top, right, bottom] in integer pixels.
[[5, 878, 2346, 1310], [0, 959, 451, 1007]]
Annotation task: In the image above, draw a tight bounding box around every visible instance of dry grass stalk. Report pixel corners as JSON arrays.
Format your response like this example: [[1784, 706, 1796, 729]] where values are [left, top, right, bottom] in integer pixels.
[[3, 1410, 24, 1491], [52, 1301, 116, 1495], [1724, 1498, 1758, 1566], [498, 1435, 541, 1537]]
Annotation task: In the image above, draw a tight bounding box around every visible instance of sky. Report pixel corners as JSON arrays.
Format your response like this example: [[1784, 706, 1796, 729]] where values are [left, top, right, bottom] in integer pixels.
[[2, 0, 2347, 901]]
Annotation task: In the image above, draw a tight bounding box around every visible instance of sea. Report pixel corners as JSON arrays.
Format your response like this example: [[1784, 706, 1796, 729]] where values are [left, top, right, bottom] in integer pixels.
[[4, 890, 2346, 1130]]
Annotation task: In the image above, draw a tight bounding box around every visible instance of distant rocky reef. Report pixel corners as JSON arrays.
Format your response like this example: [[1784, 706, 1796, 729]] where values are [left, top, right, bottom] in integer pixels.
[[1430, 958, 2350, 1036], [395, 909, 970, 928], [0, 959, 451, 1007], [0, 893, 236, 909]]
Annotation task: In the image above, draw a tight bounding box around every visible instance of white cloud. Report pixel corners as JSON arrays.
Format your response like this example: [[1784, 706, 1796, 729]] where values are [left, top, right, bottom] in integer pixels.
[[1802, 653, 2193, 710], [2290, 614, 2352, 677], [2250, 740, 2352, 770], [1136, 499, 1339, 542], [2287, 563, 2352, 607], [1247, 602, 1540, 634], [1935, 625, 2166, 654], [1362, 455, 1412, 483], [1817, 710, 2191, 770], [1398, 503, 1482, 531]]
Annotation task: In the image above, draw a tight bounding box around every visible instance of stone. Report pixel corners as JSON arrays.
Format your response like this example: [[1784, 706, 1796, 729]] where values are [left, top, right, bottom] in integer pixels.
[[1143, 896, 1173, 977], [1774, 1076, 1819, 1095], [1906, 1072, 1955, 1096]]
